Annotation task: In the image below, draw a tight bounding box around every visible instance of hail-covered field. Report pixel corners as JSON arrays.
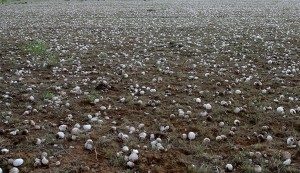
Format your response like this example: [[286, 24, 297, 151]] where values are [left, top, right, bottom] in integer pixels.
[[0, 0, 300, 172]]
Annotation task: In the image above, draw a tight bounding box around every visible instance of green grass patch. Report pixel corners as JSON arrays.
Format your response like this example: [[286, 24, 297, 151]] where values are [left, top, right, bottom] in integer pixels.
[[43, 91, 55, 100], [25, 40, 47, 56]]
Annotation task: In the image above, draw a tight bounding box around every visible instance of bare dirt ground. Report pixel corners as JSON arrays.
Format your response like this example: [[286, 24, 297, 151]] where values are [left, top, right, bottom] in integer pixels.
[[0, 0, 300, 172]]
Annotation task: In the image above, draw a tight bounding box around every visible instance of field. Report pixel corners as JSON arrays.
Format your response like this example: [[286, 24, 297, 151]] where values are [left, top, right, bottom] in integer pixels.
[[0, 0, 300, 172]]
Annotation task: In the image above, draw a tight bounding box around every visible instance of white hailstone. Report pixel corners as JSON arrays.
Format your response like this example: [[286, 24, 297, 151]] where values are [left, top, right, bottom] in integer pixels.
[[225, 164, 233, 171], [229, 131, 235, 136], [71, 127, 81, 135], [9, 129, 19, 136], [123, 74, 128, 78], [132, 149, 139, 154], [221, 135, 227, 140], [220, 100, 228, 106], [83, 124, 92, 131], [1, 148, 9, 154], [182, 134, 187, 139], [289, 109, 296, 114], [128, 152, 139, 162], [276, 107, 284, 114], [71, 86, 82, 94], [122, 146, 129, 152], [129, 127, 136, 134], [249, 152, 255, 157], [120, 97, 126, 103], [57, 132, 65, 139], [262, 126, 269, 131], [34, 125, 41, 130], [71, 135, 77, 140], [156, 138, 162, 143], [41, 152, 48, 158], [150, 134, 155, 140], [255, 152, 262, 158], [151, 140, 157, 148], [156, 143, 164, 150], [283, 159, 291, 166], [93, 99, 100, 104], [0, 168, 2, 173], [41, 157, 49, 165], [216, 136, 222, 141], [91, 117, 99, 122], [13, 158, 24, 167], [84, 139, 93, 150], [203, 138, 210, 145], [74, 123, 81, 128], [9, 167, 19, 173], [254, 165, 262, 173], [150, 89, 156, 93], [235, 90, 242, 94], [138, 124, 145, 129], [178, 109, 185, 117], [139, 132, 147, 139], [118, 133, 129, 141], [195, 98, 201, 103], [127, 161, 135, 167], [203, 103, 212, 110], [59, 124, 67, 131], [287, 137, 295, 146], [23, 110, 30, 115], [66, 114, 73, 120], [200, 111, 208, 117], [111, 126, 117, 131], [36, 138, 42, 145], [219, 122, 225, 127], [188, 132, 196, 140], [234, 107, 241, 114], [137, 100, 143, 105], [170, 114, 175, 118], [100, 106, 106, 110], [29, 96, 35, 101], [34, 158, 41, 166], [234, 119, 240, 126], [266, 135, 273, 142], [55, 161, 61, 166]]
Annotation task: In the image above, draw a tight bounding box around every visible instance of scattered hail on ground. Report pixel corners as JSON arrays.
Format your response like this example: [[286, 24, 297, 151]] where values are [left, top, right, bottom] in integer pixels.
[[0, 0, 300, 172]]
